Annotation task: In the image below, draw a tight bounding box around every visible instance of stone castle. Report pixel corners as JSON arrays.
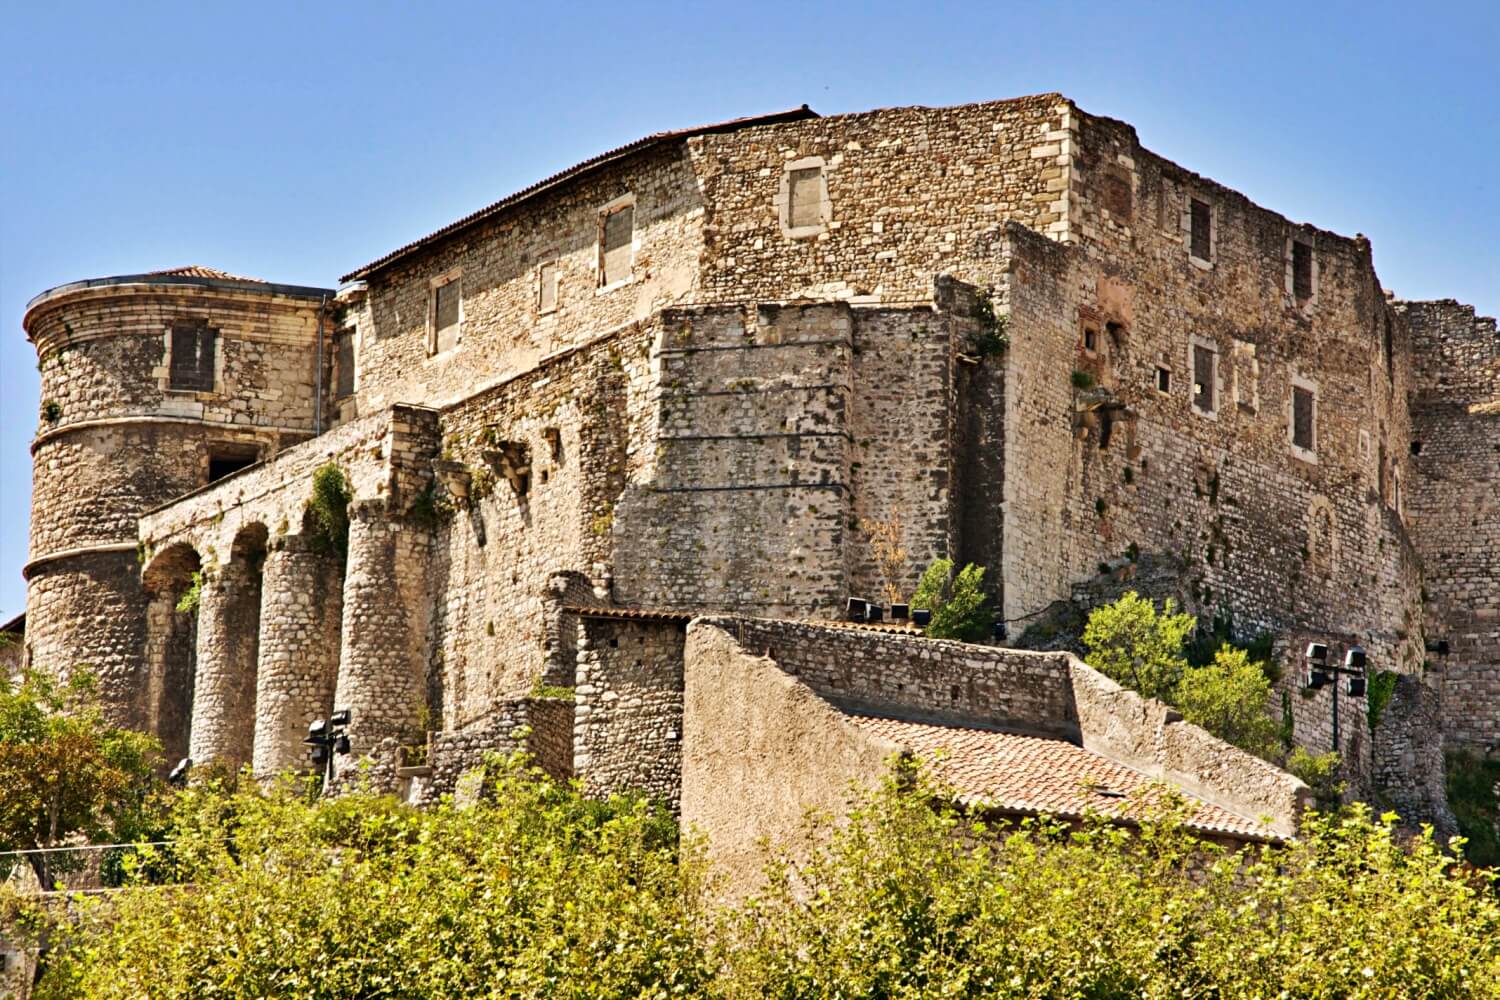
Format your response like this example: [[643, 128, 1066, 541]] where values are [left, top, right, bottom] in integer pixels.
[[17, 94, 1499, 857]]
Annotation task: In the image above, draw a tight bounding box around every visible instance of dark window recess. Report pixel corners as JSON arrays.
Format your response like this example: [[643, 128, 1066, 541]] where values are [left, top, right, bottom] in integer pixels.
[[1410, 440, 1423, 456], [1083, 327, 1098, 352], [601, 204, 634, 285], [434, 280, 460, 353], [333, 328, 355, 401], [1292, 241, 1313, 299], [1189, 198, 1212, 260], [208, 450, 257, 483], [1292, 387, 1315, 451], [170, 325, 216, 391], [1192, 346, 1215, 412], [1098, 410, 1114, 449], [1156, 367, 1171, 392], [787, 166, 823, 229]]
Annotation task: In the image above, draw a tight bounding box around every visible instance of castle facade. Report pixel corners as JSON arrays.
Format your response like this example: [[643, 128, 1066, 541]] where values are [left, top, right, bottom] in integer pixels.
[[19, 95, 1497, 838]]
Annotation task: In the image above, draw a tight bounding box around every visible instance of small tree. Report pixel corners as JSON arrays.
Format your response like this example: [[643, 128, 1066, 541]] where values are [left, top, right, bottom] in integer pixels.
[[0, 668, 160, 889], [859, 510, 908, 608], [1175, 645, 1280, 760], [1082, 591, 1194, 703], [910, 559, 990, 643]]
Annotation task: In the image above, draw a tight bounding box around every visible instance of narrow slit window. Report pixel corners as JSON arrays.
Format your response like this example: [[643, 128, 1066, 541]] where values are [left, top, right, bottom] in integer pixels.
[[1192, 344, 1215, 413], [1292, 386, 1315, 452], [1156, 366, 1171, 393], [601, 203, 634, 286], [1189, 198, 1212, 260], [1292, 240, 1313, 300], [169, 323, 216, 392], [787, 166, 823, 230], [1083, 326, 1098, 353], [433, 278, 461, 354]]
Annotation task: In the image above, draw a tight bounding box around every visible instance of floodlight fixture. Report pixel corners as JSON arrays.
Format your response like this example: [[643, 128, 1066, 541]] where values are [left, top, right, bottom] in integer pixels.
[[890, 603, 909, 621], [912, 608, 933, 628]]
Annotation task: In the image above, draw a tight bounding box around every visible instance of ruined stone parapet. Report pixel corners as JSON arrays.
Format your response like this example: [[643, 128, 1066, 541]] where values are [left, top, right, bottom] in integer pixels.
[[22, 269, 330, 731]]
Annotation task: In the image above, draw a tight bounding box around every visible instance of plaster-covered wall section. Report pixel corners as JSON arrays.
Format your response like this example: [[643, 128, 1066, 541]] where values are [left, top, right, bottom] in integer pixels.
[[681, 620, 901, 891]]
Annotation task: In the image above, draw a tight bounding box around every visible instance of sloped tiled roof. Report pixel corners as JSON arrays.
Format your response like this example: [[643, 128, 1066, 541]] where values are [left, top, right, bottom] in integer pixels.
[[340, 106, 819, 283], [148, 265, 264, 282], [849, 714, 1278, 842]]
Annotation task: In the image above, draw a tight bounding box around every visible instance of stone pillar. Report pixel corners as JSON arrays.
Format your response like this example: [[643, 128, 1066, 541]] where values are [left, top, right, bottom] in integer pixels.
[[189, 562, 262, 769], [141, 588, 195, 766], [252, 535, 344, 776], [334, 499, 431, 755]]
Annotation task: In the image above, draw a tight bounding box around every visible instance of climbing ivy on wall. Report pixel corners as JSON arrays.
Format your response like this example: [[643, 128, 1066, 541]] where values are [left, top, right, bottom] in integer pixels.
[[305, 462, 352, 558]]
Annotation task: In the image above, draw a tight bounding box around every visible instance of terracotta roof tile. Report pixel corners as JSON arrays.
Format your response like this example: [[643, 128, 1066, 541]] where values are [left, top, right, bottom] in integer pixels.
[[340, 106, 819, 283], [147, 265, 264, 282], [849, 714, 1278, 842]]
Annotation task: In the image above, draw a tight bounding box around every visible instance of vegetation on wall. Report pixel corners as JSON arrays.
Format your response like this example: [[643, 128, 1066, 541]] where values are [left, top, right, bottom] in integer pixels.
[[22, 758, 1500, 999], [968, 288, 1009, 357], [1446, 749, 1500, 869], [40, 399, 62, 424], [174, 572, 203, 615], [910, 558, 990, 643], [305, 462, 353, 558]]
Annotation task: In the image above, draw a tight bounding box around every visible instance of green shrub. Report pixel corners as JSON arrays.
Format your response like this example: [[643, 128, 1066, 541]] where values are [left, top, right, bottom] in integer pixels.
[[1175, 645, 1281, 760], [1446, 749, 1500, 869], [1287, 747, 1345, 809], [174, 571, 202, 615], [910, 558, 990, 643], [1082, 590, 1194, 703], [306, 462, 353, 557]]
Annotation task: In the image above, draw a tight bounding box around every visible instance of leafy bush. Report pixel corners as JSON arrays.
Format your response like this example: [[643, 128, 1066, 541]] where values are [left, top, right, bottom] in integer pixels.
[[305, 462, 353, 557], [1446, 749, 1500, 869], [174, 571, 202, 615], [1082, 590, 1194, 702], [910, 558, 990, 643], [1175, 645, 1281, 760], [30, 762, 1500, 998], [1287, 747, 1346, 809]]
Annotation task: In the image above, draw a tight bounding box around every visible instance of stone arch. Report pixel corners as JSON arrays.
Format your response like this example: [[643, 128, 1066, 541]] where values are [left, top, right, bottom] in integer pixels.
[[140, 542, 201, 765], [1306, 496, 1337, 577]]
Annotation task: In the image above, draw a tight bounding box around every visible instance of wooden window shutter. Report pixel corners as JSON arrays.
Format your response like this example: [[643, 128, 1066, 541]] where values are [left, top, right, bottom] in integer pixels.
[[170, 324, 214, 391], [1190, 199, 1211, 260], [602, 204, 633, 285], [1292, 386, 1315, 451], [788, 167, 823, 229]]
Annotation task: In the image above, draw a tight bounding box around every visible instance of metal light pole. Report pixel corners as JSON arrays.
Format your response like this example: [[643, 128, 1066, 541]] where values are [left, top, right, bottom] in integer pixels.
[[303, 709, 352, 789], [1302, 643, 1366, 752]]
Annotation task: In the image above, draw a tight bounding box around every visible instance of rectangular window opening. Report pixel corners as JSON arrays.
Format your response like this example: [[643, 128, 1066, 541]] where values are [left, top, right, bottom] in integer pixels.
[[169, 324, 216, 392], [1189, 198, 1212, 260], [433, 279, 461, 354], [333, 327, 355, 401], [1156, 366, 1171, 393], [1083, 327, 1098, 353], [788, 166, 823, 230], [1192, 345, 1215, 413], [208, 448, 258, 484], [1292, 386, 1315, 452], [1292, 241, 1313, 300], [601, 204, 634, 286]]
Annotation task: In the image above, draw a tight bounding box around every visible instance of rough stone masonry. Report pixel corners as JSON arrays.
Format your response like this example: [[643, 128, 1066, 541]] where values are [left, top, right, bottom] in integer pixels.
[[17, 94, 1496, 838]]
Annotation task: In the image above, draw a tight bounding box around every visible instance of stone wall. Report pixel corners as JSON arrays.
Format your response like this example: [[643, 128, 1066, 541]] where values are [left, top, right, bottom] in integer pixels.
[[1404, 300, 1500, 749], [572, 614, 685, 809]]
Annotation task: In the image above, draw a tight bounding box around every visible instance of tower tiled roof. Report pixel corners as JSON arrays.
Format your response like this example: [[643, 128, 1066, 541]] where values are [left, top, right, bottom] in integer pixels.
[[147, 265, 264, 283]]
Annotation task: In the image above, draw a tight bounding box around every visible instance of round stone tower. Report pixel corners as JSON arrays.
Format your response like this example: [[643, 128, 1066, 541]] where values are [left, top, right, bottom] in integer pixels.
[[21, 267, 333, 750]]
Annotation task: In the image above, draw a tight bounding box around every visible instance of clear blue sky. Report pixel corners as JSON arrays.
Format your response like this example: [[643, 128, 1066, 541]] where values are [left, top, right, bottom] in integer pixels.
[[1, 1, 1495, 620]]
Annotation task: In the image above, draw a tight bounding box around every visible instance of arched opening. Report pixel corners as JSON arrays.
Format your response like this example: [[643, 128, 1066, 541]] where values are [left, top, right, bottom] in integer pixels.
[[141, 543, 201, 765]]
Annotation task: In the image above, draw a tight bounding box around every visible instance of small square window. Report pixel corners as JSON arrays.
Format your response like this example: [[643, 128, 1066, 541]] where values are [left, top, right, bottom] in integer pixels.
[[1156, 366, 1171, 393], [432, 278, 461, 354], [169, 323, 216, 392], [1292, 385, 1316, 453], [1292, 240, 1313, 300], [538, 260, 558, 314], [1192, 344, 1216, 414], [1189, 198, 1212, 261], [601, 203, 634, 286]]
